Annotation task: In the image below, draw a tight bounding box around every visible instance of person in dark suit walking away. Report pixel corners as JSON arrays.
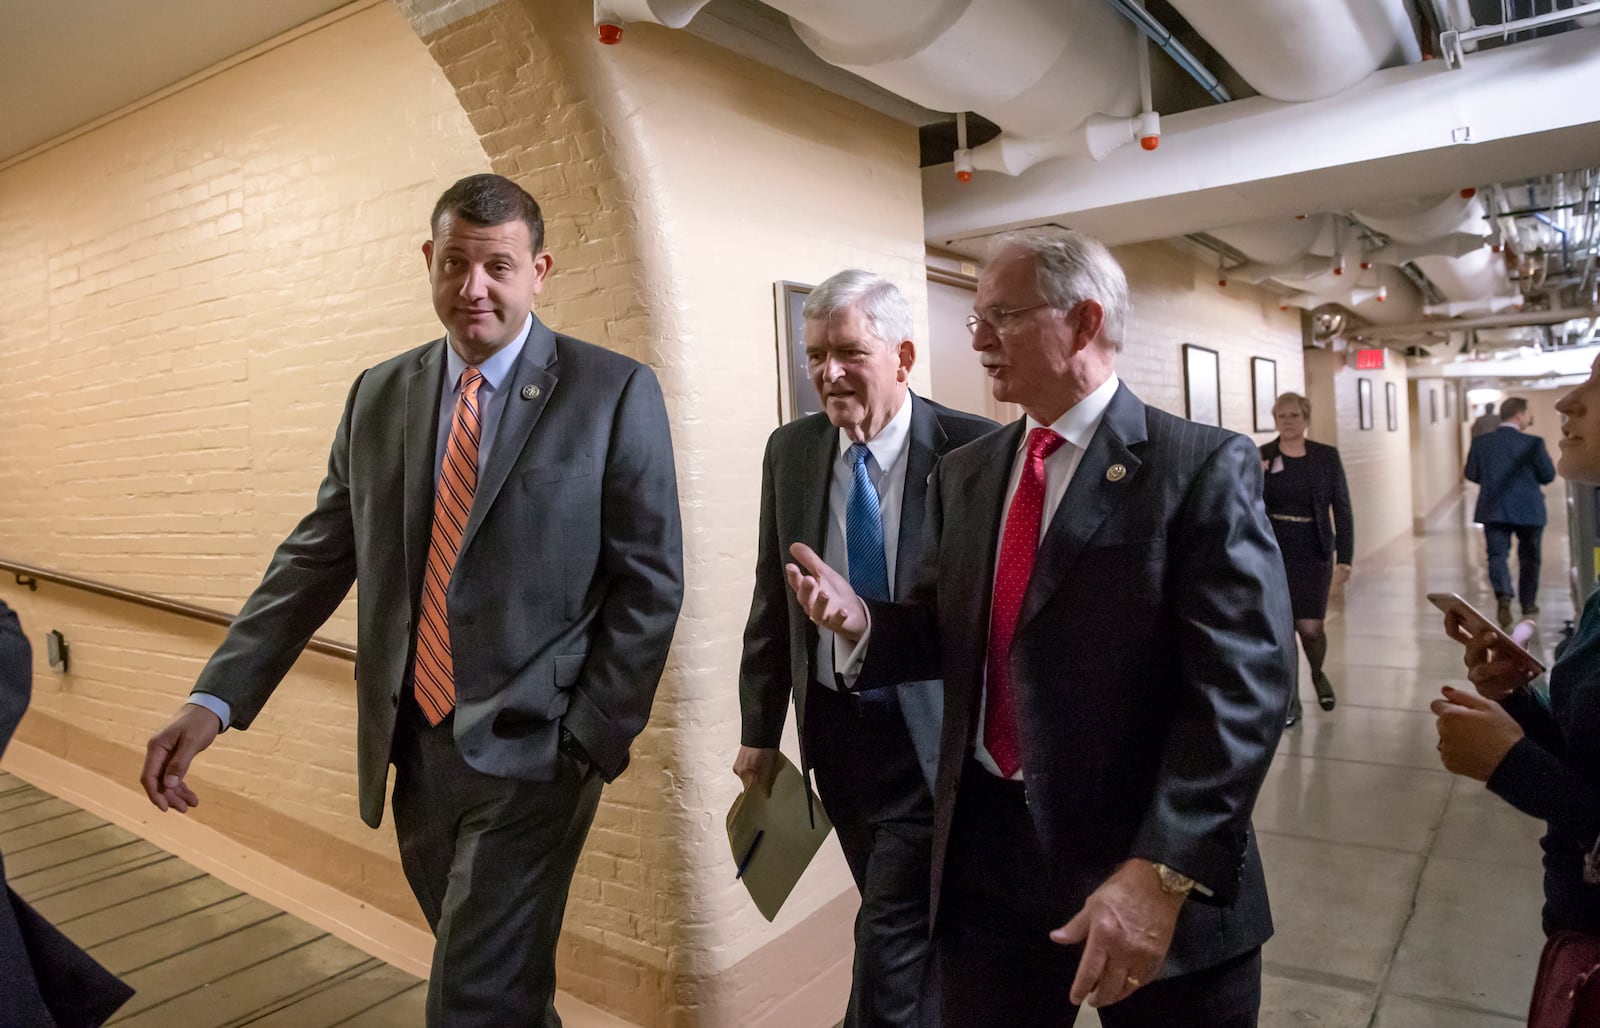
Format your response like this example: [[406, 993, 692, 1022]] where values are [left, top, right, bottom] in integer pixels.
[[735, 269, 996, 1027], [1471, 401, 1500, 439], [1464, 395, 1555, 627], [784, 229, 1293, 1026], [139, 174, 684, 1027], [1, 599, 133, 1027], [1259, 391, 1353, 725]]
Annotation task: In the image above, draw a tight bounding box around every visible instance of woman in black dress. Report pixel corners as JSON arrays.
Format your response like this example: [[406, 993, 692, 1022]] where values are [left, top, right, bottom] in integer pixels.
[[1260, 392, 1354, 726]]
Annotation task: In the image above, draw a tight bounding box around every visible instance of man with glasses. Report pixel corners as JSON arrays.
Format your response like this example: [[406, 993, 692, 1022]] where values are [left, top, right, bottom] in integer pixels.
[[786, 229, 1291, 1026], [737, 269, 995, 1027]]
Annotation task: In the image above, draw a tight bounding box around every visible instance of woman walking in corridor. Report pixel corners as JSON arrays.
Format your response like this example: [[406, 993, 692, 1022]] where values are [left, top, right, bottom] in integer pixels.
[[1259, 392, 1353, 726], [1434, 354, 1600, 1020]]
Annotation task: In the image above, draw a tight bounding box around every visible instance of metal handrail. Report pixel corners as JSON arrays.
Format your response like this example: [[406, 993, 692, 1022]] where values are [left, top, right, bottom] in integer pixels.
[[1, 557, 355, 662]]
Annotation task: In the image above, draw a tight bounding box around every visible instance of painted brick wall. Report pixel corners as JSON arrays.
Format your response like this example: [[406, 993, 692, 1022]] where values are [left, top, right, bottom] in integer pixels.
[[0, 1, 489, 909], [1305, 348, 1414, 559]]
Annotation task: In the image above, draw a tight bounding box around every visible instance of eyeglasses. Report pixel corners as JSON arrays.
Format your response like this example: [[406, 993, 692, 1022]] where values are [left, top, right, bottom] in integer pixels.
[[965, 302, 1050, 336]]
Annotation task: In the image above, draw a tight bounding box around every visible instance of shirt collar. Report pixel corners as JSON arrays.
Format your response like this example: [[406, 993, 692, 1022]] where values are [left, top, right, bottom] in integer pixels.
[[1023, 373, 1120, 451], [445, 313, 533, 393], [837, 390, 914, 470]]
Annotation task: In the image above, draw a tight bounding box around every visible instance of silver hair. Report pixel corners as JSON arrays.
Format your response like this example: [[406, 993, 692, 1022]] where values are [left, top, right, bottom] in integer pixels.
[[802, 269, 915, 349], [989, 228, 1129, 349]]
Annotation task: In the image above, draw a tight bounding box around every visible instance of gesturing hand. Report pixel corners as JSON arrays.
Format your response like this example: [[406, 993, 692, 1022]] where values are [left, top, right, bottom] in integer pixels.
[[1430, 685, 1524, 782], [140, 703, 222, 813], [1051, 859, 1184, 1008], [784, 542, 868, 643]]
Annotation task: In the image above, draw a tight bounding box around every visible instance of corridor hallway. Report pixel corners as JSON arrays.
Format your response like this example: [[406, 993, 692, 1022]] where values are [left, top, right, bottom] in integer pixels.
[[1239, 487, 1564, 1027]]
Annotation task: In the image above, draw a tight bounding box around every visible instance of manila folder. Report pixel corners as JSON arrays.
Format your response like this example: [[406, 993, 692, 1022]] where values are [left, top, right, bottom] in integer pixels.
[[726, 753, 833, 922]]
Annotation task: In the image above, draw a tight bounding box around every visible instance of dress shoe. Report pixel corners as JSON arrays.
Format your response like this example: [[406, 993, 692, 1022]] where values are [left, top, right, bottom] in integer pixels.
[[1497, 598, 1514, 629], [1524, 604, 1541, 617], [1285, 697, 1302, 727], [1312, 670, 1337, 711]]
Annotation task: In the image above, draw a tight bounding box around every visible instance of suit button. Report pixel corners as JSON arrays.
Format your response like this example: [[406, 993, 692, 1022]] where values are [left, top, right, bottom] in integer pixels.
[[391, 693, 399, 708]]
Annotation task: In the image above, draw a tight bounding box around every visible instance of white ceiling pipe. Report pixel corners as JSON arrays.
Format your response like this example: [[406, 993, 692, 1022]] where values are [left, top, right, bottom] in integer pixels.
[[771, 0, 1141, 139], [1413, 246, 1513, 305], [1227, 252, 1340, 285], [1424, 293, 1526, 318], [1366, 232, 1489, 265], [1278, 266, 1421, 323], [1210, 214, 1339, 265], [1354, 193, 1488, 243], [967, 113, 1153, 177], [1164, 0, 1420, 102], [593, 0, 713, 40]]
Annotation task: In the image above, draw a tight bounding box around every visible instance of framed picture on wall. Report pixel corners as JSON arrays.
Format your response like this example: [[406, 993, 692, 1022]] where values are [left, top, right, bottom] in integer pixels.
[[1429, 387, 1438, 424], [774, 281, 822, 422], [1183, 344, 1222, 427], [1250, 356, 1277, 432], [1386, 381, 1398, 431], [1358, 378, 1374, 430]]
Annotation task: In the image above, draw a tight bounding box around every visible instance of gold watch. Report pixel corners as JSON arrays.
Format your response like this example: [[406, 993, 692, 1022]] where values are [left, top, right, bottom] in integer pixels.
[[1151, 862, 1197, 896]]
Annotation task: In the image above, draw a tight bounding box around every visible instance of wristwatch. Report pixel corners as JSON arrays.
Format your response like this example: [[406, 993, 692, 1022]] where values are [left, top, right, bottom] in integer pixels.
[[1151, 862, 1197, 897]]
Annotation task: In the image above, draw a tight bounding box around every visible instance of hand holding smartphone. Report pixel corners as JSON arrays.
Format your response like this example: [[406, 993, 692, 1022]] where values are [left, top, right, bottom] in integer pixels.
[[1426, 592, 1545, 679]]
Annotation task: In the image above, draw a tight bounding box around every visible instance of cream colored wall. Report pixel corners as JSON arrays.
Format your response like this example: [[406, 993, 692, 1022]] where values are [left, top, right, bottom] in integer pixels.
[[1302, 350, 1413, 559], [1410, 376, 1466, 533], [1115, 242, 1305, 440], [0, 2, 486, 918]]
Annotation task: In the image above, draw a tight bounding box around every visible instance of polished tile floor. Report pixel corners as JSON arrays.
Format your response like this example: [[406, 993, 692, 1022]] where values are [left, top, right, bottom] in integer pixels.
[[1082, 487, 1569, 1026]]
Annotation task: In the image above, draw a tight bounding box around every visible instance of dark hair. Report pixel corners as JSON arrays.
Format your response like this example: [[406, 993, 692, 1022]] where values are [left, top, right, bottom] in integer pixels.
[[1484, 401, 1496, 415], [1500, 397, 1528, 420], [431, 174, 544, 254]]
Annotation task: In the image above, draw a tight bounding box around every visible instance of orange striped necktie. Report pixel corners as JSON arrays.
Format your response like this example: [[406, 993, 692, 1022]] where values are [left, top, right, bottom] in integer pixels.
[[414, 367, 484, 725]]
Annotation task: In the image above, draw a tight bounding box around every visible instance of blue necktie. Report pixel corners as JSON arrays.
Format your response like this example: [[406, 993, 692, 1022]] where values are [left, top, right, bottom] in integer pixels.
[[846, 442, 891, 603]]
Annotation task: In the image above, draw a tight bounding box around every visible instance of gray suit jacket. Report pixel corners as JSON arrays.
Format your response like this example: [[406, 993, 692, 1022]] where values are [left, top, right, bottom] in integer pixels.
[[739, 393, 997, 790], [859, 384, 1293, 979], [194, 316, 684, 827]]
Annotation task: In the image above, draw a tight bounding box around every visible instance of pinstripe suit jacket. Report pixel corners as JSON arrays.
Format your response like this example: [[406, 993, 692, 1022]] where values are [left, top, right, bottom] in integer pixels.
[[857, 383, 1295, 979]]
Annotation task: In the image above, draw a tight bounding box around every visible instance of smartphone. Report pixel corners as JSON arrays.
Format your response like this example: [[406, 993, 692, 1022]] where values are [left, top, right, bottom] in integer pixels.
[[1426, 592, 1545, 675]]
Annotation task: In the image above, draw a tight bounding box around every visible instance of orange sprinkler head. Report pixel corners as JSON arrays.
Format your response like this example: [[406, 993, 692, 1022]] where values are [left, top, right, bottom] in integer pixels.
[[598, 23, 623, 44]]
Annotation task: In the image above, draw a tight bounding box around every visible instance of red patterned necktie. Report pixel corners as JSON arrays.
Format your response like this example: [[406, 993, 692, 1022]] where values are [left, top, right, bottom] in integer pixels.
[[414, 367, 484, 724], [984, 427, 1066, 777]]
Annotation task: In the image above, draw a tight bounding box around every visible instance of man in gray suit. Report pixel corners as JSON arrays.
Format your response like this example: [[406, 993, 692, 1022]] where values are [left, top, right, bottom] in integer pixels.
[[786, 231, 1291, 1026], [139, 174, 684, 1026], [735, 270, 995, 1027]]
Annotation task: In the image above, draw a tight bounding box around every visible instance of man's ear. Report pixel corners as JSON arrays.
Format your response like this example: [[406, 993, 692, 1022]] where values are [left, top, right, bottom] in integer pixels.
[[529, 251, 554, 296], [1069, 299, 1105, 350], [896, 339, 916, 380], [422, 239, 434, 271]]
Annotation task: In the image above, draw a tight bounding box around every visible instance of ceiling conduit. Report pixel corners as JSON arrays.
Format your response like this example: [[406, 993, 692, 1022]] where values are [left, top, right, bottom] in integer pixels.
[[1167, 0, 1421, 102]]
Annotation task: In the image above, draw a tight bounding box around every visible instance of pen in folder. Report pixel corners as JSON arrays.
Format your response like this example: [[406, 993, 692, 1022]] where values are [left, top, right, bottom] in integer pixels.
[[735, 830, 765, 880]]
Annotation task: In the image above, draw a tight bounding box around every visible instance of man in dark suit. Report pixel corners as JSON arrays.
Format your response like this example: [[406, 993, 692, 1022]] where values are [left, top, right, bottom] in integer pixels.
[[1464, 395, 1555, 627], [139, 175, 684, 1026], [785, 230, 1292, 1026], [2, 600, 134, 1027], [735, 270, 995, 1027]]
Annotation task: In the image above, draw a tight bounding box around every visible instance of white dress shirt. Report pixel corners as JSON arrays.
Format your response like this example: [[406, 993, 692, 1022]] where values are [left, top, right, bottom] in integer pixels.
[[973, 373, 1120, 778], [816, 393, 913, 687]]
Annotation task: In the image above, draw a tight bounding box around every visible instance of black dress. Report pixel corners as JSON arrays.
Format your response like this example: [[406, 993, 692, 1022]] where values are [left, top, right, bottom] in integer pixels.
[[1260, 439, 1353, 621]]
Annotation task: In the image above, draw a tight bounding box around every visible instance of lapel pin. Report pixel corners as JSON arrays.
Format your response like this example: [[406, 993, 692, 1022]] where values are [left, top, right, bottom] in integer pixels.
[[1106, 464, 1127, 482], [521, 384, 541, 400]]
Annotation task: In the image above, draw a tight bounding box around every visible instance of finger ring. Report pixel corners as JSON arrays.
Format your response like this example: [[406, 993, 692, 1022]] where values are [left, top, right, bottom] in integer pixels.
[[1127, 977, 1141, 987]]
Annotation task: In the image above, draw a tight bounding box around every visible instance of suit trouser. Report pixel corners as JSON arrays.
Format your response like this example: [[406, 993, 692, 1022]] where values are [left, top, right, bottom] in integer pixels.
[[807, 682, 938, 1028], [937, 764, 1261, 1028], [1483, 522, 1542, 610], [391, 704, 603, 1028]]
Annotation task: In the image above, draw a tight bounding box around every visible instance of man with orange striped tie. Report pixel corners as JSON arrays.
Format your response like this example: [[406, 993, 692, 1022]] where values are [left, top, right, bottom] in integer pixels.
[[139, 174, 684, 1026]]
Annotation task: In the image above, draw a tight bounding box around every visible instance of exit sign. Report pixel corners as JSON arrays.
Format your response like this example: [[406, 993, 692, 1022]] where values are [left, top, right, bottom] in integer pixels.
[[1356, 349, 1386, 369]]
